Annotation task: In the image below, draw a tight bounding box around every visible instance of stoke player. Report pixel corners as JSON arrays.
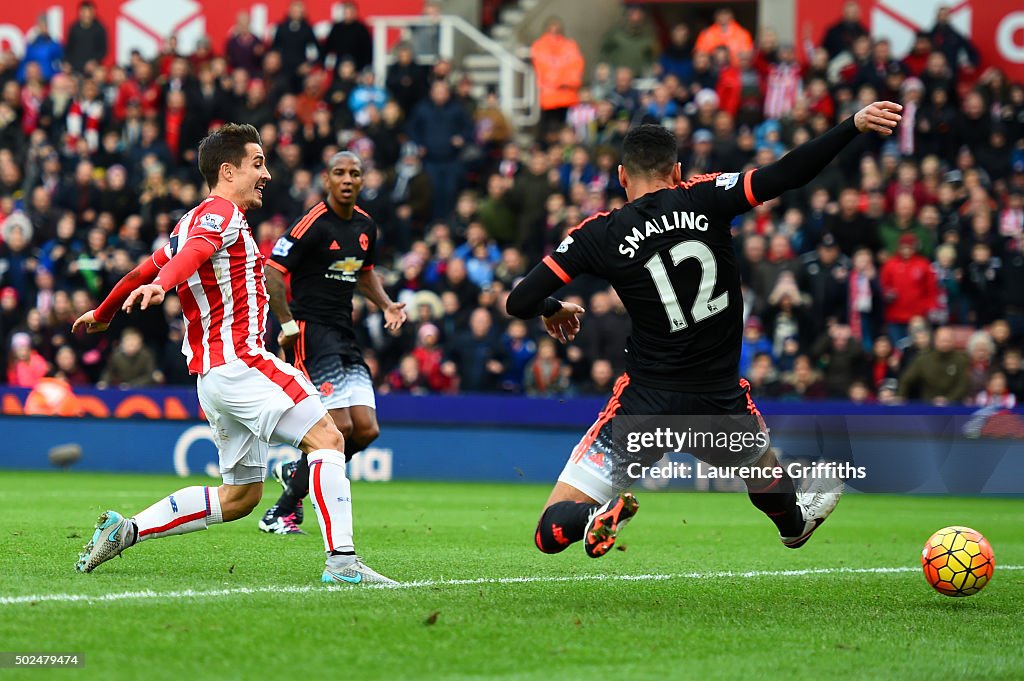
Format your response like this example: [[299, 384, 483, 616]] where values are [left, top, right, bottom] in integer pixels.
[[72, 124, 394, 585], [506, 102, 903, 557], [258, 151, 406, 535]]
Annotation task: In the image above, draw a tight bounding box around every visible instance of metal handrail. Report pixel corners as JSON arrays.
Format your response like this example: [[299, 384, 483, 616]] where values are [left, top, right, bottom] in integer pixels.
[[370, 15, 538, 126]]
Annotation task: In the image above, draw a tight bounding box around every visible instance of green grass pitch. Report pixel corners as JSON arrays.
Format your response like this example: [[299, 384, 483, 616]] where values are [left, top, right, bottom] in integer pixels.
[[1, 471, 1022, 680]]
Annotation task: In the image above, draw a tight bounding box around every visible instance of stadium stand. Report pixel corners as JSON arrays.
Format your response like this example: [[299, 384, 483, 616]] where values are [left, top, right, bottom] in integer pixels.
[[0, 0, 1022, 407]]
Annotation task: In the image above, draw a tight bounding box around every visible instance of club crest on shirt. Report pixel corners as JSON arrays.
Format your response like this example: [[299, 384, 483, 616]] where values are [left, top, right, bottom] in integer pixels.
[[716, 173, 739, 191], [556, 235, 574, 253], [359, 233, 369, 251], [199, 212, 225, 232]]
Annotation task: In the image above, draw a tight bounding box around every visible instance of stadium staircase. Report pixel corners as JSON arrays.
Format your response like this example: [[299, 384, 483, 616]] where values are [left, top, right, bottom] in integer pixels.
[[371, 11, 539, 128]]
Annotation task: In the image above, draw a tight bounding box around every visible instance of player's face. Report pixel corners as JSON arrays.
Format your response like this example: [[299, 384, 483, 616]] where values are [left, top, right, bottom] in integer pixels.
[[325, 156, 363, 207], [234, 143, 271, 210]]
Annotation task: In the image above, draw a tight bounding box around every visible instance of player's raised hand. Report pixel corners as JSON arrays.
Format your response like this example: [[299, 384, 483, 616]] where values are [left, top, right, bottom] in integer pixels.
[[72, 309, 109, 334], [383, 302, 408, 334], [123, 283, 165, 313], [543, 301, 585, 345], [854, 101, 903, 136]]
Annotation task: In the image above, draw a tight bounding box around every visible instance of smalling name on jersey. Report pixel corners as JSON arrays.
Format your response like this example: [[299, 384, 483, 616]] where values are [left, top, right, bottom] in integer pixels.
[[619, 212, 710, 258]]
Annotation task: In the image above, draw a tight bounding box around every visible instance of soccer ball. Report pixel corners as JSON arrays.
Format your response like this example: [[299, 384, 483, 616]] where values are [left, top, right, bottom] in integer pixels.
[[921, 526, 995, 597]]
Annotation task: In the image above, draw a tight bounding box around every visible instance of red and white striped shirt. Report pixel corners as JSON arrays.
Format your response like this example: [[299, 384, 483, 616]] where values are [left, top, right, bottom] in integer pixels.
[[763, 62, 803, 120], [153, 196, 269, 375]]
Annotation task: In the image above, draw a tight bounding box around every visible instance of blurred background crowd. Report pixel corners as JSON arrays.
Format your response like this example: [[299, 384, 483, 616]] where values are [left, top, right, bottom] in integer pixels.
[[1, 0, 1023, 406]]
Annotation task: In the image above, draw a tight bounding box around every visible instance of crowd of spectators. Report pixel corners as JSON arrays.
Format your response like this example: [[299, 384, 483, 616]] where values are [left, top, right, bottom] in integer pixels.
[[1, 0, 1023, 407]]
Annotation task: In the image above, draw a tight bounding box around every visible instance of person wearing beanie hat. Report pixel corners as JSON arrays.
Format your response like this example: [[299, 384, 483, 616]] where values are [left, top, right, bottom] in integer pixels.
[[417, 322, 440, 344], [7, 332, 48, 388], [412, 321, 452, 392]]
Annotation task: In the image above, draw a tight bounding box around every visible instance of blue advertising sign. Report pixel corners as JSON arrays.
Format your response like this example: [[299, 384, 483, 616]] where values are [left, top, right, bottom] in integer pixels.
[[1, 408, 1023, 494]]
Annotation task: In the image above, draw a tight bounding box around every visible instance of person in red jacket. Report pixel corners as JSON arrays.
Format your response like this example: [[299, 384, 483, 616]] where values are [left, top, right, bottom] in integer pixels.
[[7, 332, 49, 388], [716, 50, 763, 125], [881, 234, 937, 342], [412, 323, 453, 392], [902, 32, 932, 77]]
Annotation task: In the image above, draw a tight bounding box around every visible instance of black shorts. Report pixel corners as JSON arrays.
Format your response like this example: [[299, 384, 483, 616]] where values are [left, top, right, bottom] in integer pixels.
[[292, 321, 364, 368], [292, 321, 374, 410], [611, 376, 762, 418], [558, 374, 769, 503]]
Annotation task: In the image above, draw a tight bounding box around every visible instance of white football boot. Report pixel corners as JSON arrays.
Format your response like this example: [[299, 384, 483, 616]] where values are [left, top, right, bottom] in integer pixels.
[[322, 556, 398, 586], [781, 474, 844, 549]]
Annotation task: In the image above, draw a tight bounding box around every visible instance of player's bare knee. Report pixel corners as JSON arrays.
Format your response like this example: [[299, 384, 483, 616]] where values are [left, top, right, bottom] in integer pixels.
[[338, 424, 354, 442], [755, 448, 780, 470], [544, 481, 598, 509], [301, 416, 345, 453], [352, 422, 380, 450], [322, 419, 346, 452], [331, 411, 354, 440]]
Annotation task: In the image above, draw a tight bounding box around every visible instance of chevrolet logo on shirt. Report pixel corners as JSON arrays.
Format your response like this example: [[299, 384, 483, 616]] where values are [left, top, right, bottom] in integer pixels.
[[326, 257, 364, 282]]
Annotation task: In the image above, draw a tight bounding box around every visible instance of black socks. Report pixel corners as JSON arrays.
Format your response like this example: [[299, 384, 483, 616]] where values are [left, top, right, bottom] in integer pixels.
[[274, 454, 310, 513], [746, 466, 805, 537], [534, 501, 599, 553]]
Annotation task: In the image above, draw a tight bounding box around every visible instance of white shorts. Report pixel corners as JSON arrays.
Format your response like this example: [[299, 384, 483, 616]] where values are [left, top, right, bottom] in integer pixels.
[[313, 362, 377, 411], [196, 349, 326, 485]]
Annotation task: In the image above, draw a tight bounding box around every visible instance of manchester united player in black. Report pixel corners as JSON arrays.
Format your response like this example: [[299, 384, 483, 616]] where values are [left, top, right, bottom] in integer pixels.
[[258, 152, 407, 550], [507, 101, 903, 558]]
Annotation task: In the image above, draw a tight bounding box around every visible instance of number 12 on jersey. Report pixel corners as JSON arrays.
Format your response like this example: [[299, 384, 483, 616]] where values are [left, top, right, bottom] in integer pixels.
[[644, 240, 729, 332]]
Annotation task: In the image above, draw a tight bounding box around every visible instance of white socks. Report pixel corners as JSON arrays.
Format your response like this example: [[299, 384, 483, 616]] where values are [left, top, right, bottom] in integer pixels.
[[308, 449, 355, 554], [127, 456, 354, 555], [133, 486, 223, 542]]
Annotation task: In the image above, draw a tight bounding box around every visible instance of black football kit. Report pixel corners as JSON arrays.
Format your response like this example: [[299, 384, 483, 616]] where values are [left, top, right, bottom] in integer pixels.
[[508, 116, 862, 517]]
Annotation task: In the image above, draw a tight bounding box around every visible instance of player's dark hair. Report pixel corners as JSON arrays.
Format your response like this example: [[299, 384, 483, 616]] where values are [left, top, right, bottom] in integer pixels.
[[621, 124, 678, 178], [198, 123, 262, 189]]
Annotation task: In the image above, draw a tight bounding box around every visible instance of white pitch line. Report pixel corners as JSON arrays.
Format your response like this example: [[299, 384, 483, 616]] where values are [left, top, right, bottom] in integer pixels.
[[2, 565, 1021, 606]]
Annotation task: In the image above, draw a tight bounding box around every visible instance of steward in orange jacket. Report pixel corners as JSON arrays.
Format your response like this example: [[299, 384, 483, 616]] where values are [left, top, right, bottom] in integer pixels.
[[531, 18, 585, 111], [694, 8, 753, 64]]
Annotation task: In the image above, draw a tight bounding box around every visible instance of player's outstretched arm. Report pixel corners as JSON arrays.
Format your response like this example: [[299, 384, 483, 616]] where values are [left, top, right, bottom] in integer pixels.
[[123, 237, 217, 313], [748, 101, 902, 205], [506, 264, 585, 344], [72, 254, 163, 333], [357, 268, 407, 333]]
